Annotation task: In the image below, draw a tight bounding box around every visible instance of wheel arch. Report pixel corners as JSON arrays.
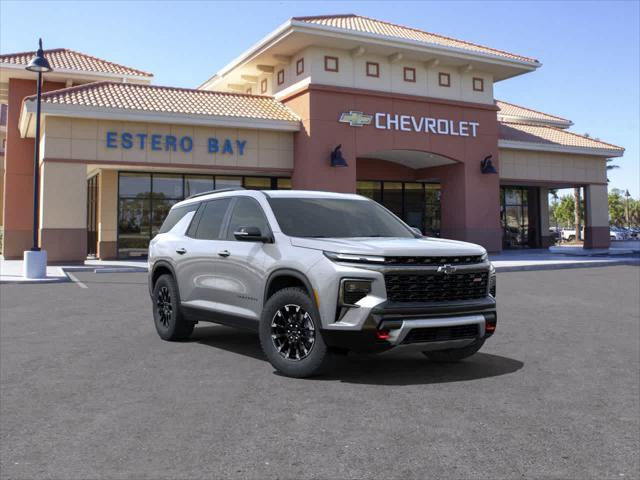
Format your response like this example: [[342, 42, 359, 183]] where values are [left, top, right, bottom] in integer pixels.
[[149, 260, 178, 297], [264, 269, 316, 307]]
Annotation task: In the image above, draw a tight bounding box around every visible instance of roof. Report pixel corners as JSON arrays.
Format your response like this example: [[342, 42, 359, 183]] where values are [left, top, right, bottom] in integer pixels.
[[499, 122, 624, 156], [0, 48, 152, 78], [23, 81, 299, 122], [497, 100, 572, 128], [293, 14, 539, 64]]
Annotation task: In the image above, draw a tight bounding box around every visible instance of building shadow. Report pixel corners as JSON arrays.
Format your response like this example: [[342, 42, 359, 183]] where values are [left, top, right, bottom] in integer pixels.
[[192, 324, 524, 386]]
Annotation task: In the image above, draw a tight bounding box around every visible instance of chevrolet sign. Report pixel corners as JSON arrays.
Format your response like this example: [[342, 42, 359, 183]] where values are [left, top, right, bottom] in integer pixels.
[[338, 111, 373, 127]]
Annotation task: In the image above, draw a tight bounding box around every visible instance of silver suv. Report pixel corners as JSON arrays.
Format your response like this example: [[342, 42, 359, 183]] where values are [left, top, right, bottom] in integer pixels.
[[148, 189, 497, 378]]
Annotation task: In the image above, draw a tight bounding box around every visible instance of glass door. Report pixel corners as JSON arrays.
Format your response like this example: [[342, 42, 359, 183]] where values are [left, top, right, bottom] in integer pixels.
[[86, 175, 99, 257]]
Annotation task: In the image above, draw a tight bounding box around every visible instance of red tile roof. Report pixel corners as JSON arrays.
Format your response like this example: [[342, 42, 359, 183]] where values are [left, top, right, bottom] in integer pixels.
[[26, 81, 299, 122], [293, 14, 539, 64], [497, 100, 571, 127], [499, 122, 624, 154], [0, 48, 152, 78]]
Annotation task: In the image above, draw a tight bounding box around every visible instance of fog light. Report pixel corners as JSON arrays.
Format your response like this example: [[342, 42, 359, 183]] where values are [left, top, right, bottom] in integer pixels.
[[340, 279, 372, 306]]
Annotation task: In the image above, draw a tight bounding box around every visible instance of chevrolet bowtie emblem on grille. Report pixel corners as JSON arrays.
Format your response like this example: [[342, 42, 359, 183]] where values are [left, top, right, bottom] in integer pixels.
[[437, 264, 457, 275], [338, 111, 373, 127]]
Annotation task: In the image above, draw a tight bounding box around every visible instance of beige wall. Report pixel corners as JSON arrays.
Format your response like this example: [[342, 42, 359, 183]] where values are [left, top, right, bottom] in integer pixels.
[[98, 169, 118, 244], [499, 148, 607, 184], [42, 117, 294, 171], [40, 161, 86, 229], [269, 46, 494, 104], [585, 184, 609, 228]]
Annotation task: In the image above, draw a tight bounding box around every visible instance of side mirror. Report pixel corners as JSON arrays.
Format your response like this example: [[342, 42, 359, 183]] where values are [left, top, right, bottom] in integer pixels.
[[233, 226, 270, 242], [411, 227, 423, 237]]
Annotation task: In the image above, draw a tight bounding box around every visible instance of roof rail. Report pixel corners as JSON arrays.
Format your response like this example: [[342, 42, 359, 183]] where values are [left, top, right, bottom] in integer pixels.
[[186, 187, 245, 200]]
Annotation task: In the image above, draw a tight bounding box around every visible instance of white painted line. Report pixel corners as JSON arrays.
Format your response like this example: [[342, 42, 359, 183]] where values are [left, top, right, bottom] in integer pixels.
[[66, 272, 88, 289]]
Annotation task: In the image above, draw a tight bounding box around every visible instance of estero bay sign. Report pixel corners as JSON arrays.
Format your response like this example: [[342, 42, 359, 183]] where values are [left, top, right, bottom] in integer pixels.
[[105, 131, 248, 155], [339, 111, 480, 137]]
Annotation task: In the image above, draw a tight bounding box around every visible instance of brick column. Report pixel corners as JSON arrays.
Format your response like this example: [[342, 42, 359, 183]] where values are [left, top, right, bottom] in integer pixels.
[[2, 78, 65, 258]]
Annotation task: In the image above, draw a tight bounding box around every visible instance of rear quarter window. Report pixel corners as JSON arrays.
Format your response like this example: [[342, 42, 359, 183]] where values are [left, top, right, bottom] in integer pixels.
[[158, 203, 199, 234]]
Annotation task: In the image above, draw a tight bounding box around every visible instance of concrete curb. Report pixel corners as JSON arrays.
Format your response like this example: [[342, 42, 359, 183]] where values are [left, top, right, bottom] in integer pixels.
[[494, 259, 640, 273]]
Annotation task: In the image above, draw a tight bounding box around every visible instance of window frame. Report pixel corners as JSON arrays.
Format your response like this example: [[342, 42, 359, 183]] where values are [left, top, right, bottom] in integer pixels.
[[366, 61, 380, 78], [472, 77, 484, 92], [223, 196, 273, 241], [189, 197, 233, 241], [438, 72, 451, 87], [324, 55, 339, 72], [260, 78, 268, 94], [403, 67, 416, 83], [296, 58, 304, 75], [277, 69, 284, 85]]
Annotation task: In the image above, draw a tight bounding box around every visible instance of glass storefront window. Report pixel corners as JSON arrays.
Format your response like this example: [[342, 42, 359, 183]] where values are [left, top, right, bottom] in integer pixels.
[[277, 178, 292, 190], [383, 182, 403, 217], [356, 181, 382, 203], [244, 177, 272, 190], [119, 173, 151, 197], [501, 186, 538, 248], [215, 176, 242, 190], [117, 173, 291, 258], [185, 175, 214, 197], [404, 183, 424, 231], [152, 174, 183, 199], [357, 180, 441, 236]]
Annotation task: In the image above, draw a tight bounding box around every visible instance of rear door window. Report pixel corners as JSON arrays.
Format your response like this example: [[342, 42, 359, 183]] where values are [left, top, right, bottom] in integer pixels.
[[192, 198, 232, 240]]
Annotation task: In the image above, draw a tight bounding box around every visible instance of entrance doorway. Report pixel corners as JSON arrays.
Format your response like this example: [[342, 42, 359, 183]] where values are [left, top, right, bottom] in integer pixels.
[[357, 180, 441, 236], [86, 174, 99, 257], [500, 186, 540, 248]]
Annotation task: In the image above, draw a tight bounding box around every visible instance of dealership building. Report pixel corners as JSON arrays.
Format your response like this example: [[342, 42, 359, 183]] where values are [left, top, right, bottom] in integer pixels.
[[0, 14, 624, 261]]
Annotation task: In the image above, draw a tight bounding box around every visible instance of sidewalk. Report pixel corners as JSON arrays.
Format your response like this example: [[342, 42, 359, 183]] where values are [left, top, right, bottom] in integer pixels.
[[1, 250, 638, 284], [0, 258, 148, 284], [489, 249, 639, 272]]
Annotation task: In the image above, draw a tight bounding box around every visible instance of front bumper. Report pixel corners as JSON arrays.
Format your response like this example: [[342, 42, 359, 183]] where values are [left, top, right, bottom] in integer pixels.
[[321, 302, 496, 353]]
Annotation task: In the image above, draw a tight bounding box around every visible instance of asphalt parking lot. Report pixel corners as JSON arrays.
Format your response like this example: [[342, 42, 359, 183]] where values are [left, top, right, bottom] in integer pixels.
[[1, 266, 639, 479]]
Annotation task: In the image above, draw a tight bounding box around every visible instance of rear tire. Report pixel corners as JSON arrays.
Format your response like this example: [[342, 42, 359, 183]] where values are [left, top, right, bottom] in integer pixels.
[[152, 274, 194, 341], [423, 338, 485, 363], [259, 287, 333, 378]]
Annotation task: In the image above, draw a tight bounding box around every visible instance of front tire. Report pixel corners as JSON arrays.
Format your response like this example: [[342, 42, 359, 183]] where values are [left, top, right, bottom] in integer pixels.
[[259, 287, 333, 378], [423, 338, 485, 363], [152, 274, 194, 341]]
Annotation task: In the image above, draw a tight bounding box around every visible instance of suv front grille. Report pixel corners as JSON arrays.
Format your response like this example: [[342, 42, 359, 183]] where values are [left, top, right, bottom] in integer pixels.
[[385, 271, 489, 303], [383, 255, 484, 266], [401, 324, 479, 344]]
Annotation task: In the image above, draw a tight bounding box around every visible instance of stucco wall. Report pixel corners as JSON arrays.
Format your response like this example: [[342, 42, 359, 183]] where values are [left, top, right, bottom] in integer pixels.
[[499, 148, 607, 184], [273, 46, 494, 105], [42, 117, 294, 171]]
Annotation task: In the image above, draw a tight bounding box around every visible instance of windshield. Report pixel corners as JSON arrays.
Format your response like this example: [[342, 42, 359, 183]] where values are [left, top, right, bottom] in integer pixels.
[[268, 197, 416, 238]]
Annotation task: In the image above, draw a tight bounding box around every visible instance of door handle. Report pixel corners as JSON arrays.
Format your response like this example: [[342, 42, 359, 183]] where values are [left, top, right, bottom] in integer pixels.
[[176, 248, 187, 255], [218, 250, 231, 257]]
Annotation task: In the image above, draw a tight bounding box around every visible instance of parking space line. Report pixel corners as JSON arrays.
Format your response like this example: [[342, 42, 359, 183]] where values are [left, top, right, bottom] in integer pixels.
[[66, 272, 88, 289]]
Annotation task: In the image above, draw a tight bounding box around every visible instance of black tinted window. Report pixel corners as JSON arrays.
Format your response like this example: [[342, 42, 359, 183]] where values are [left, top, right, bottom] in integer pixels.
[[193, 198, 231, 240], [158, 203, 199, 234], [268, 198, 414, 238], [227, 198, 270, 240]]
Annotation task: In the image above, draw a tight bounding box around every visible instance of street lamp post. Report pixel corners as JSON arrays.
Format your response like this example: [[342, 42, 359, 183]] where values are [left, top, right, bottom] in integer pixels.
[[624, 189, 631, 229], [23, 39, 52, 279]]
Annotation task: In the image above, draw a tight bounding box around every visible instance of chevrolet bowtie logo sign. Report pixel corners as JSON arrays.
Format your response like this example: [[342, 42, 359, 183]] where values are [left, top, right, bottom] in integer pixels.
[[338, 111, 373, 127], [437, 264, 457, 275]]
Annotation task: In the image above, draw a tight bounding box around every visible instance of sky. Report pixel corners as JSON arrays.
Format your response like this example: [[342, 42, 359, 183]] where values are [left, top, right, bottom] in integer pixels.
[[1, 0, 638, 197]]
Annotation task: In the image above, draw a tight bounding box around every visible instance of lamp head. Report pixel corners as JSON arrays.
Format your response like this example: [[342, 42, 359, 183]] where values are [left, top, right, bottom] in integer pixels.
[[26, 39, 53, 73], [330, 144, 348, 167]]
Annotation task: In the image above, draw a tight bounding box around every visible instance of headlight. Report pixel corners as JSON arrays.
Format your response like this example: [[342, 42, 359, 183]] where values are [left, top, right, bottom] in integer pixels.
[[324, 251, 385, 264], [481, 252, 489, 262], [340, 279, 372, 306]]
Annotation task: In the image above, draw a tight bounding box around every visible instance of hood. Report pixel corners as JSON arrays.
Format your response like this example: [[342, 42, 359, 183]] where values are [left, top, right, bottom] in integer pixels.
[[289, 236, 486, 257]]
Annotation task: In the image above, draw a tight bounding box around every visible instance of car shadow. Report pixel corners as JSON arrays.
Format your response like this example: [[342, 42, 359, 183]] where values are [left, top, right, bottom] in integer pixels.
[[192, 325, 524, 386]]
